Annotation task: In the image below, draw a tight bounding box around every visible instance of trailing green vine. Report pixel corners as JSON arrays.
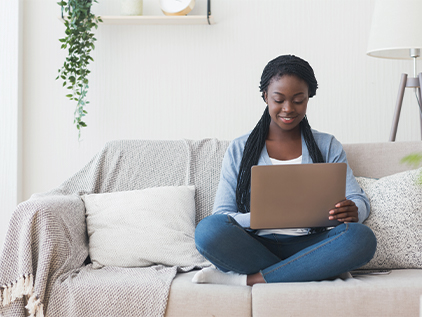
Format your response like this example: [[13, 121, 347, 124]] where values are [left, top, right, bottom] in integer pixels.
[[56, 0, 102, 139]]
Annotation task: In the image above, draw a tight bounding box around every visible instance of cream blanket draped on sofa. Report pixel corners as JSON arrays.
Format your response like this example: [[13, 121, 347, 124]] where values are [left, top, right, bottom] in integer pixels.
[[0, 139, 227, 317]]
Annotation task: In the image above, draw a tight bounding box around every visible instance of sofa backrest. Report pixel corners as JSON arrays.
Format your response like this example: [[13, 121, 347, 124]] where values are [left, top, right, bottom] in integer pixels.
[[343, 141, 422, 178], [190, 140, 422, 222], [55, 139, 422, 224], [53, 139, 229, 225], [185, 139, 230, 224]]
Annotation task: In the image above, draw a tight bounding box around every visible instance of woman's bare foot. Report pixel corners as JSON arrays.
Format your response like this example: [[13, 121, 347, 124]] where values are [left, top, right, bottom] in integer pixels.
[[247, 272, 266, 286]]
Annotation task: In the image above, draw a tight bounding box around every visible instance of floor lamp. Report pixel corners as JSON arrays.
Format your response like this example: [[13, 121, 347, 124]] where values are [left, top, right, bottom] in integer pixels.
[[367, 0, 422, 141]]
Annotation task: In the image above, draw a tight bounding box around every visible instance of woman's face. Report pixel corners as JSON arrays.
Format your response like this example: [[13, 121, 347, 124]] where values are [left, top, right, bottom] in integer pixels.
[[264, 75, 309, 135]]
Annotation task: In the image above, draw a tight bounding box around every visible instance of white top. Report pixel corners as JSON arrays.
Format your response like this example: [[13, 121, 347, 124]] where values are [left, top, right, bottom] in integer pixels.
[[269, 156, 302, 165], [256, 155, 313, 237]]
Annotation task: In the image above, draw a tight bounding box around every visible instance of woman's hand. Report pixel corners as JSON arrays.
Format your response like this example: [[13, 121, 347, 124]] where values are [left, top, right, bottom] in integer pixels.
[[328, 199, 359, 223]]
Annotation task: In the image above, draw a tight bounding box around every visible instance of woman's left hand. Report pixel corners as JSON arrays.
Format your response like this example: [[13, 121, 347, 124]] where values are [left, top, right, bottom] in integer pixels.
[[328, 199, 359, 223]]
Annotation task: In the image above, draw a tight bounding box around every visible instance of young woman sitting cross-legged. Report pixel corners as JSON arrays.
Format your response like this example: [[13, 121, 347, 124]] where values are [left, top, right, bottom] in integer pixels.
[[192, 55, 377, 286]]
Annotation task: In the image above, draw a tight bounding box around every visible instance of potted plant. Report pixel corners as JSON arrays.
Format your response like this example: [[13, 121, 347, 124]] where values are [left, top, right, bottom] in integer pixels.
[[56, 0, 102, 139], [401, 152, 422, 184]]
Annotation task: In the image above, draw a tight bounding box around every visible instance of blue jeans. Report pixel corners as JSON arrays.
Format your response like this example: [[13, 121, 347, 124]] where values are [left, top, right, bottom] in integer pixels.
[[195, 214, 377, 283]]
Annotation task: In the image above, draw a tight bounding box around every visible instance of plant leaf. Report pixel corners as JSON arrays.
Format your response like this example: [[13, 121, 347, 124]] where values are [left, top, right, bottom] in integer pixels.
[[401, 153, 422, 168]]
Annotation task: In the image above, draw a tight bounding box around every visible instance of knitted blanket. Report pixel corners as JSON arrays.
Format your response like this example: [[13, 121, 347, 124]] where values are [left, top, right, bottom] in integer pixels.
[[0, 139, 228, 317]]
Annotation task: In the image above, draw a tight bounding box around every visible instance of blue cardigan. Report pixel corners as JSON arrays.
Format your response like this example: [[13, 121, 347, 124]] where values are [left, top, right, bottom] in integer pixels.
[[213, 129, 370, 228]]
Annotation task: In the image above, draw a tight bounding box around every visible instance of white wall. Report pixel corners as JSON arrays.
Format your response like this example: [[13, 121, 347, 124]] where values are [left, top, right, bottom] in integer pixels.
[[0, 0, 22, 249], [8, 0, 422, 213]]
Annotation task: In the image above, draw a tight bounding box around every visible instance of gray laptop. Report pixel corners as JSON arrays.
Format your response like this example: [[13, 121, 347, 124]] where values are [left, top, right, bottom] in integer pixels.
[[250, 163, 347, 229]]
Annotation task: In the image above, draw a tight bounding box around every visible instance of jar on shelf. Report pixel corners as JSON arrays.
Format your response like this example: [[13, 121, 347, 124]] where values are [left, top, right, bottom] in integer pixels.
[[121, 0, 143, 15]]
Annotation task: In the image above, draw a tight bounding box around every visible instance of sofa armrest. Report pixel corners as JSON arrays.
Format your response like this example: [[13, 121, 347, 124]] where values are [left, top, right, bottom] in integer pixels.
[[0, 194, 88, 316]]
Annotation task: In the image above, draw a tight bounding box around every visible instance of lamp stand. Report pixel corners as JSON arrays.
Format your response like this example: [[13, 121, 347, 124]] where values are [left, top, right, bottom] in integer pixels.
[[389, 73, 422, 141]]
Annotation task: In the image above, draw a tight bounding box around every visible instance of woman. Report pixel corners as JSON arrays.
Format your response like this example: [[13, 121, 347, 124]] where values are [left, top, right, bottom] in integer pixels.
[[193, 55, 376, 286]]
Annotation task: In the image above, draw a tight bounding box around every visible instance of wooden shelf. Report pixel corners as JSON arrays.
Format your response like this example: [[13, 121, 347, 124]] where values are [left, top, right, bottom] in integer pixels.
[[60, 0, 213, 25], [100, 15, 214, 25], [60, 15, 215, 25]]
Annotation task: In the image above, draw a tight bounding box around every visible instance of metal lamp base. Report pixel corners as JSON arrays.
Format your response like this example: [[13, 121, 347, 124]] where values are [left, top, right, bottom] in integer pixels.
[[389, 73, 422, 141]]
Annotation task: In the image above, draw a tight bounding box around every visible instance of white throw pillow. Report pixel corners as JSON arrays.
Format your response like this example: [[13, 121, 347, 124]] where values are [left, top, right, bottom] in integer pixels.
[[82, 186, 210, 269], [356, 168, 422, 269]]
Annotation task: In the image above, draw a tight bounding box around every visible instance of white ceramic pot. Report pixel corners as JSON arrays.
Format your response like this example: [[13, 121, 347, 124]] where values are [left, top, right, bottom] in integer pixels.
[[121, 0, 143, 15]]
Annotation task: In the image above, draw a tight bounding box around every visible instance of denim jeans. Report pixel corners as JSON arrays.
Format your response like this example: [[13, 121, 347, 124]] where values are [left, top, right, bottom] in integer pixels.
[[195, 214, 377, 283]]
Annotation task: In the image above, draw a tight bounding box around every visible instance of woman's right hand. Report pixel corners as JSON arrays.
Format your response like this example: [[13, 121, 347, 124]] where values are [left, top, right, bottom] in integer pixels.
[[328, 199, 359, 223]]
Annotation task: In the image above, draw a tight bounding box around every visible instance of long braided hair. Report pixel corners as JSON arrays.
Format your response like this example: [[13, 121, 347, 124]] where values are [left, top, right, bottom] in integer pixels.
[[236, 55, 324, 214]]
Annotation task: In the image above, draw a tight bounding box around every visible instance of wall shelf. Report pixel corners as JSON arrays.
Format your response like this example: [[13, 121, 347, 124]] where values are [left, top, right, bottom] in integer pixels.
[[62, 15, 215, 25], [60, 0, 214, 25]]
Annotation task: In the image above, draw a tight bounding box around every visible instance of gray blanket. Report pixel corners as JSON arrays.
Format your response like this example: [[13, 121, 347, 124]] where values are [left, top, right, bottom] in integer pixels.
[[0, 139, 228, 317]]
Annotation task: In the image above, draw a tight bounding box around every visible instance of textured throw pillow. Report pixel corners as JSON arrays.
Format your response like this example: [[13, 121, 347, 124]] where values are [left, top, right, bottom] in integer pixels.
[[82, 186, 210, 269], [356, 168, 422, 269]]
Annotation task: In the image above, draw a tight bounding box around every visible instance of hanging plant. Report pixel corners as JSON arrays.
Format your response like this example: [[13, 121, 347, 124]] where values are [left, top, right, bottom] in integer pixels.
[[56, 0, 102, 139]]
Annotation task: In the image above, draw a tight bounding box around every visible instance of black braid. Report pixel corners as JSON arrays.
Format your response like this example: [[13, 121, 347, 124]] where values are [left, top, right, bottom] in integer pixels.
[[236, 55, 324, 214], [236, 107, 271, 214], [300, 116, 324, 163]]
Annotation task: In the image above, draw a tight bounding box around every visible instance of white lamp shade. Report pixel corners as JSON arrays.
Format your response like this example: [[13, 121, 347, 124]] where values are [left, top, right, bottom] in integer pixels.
[[367, 0, 422, 59]]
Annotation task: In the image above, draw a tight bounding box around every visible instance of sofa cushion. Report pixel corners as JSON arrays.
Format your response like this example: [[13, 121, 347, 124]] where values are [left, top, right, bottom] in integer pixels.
[[49, 264, 179, 316], [83, 186, 209, 268], [356, 168, 422, 269], [165, 271, 252, 317], [252, 269, 422, 317]]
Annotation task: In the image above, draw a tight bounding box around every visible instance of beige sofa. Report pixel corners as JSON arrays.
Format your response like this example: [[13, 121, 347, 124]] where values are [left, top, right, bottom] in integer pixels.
[[1, 139, 421, 317], [166, 140, 422, 317]]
